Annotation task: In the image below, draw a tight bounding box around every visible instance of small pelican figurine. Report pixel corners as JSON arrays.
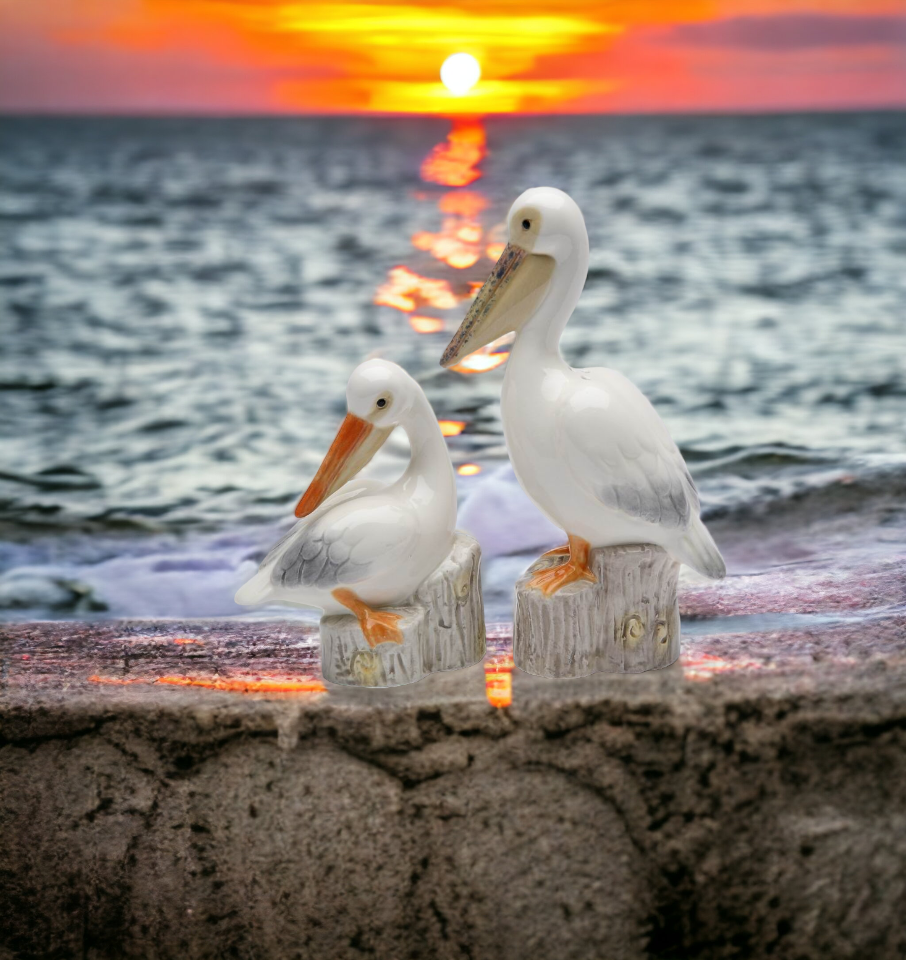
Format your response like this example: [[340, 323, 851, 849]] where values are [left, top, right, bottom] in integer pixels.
[[441, 187, 725, 595], [235, 359, 457, 647]]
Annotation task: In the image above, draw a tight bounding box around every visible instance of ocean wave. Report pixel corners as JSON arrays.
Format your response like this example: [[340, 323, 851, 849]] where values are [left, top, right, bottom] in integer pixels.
[[0, 452, 902, 623], [2, 112, 905, 619]]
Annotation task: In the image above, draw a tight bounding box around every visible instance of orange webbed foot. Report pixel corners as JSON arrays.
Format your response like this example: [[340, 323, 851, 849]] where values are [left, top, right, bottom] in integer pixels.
[[332, 588, 405, 648], [539, 543, 570, 559], [360, 609, 404, 649], [527, 559, 596, 597], [527, 534, 596, 598]]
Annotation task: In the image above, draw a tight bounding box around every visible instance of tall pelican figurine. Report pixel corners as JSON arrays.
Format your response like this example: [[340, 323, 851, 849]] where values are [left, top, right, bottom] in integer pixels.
[[235, 359, 457, 647], [441, 187, 725, 596]]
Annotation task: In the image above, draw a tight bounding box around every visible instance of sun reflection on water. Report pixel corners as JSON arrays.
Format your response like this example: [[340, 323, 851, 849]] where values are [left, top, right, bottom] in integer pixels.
[[420, 119, 486, 187], [372, 117, 509, 388], [438, 420, 466, 437]]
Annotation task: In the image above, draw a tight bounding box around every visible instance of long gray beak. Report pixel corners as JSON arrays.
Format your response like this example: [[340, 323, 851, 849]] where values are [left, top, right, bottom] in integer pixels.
[[440, 243, 527, 369]]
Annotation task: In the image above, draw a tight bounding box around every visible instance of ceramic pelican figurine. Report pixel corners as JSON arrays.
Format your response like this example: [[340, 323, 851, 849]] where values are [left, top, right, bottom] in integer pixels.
[[235, 359, 457, 646], [441, 186, 725, 595]]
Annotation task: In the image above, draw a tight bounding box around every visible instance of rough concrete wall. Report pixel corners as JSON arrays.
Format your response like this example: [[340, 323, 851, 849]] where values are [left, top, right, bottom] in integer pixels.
[[3, 662, 906, 960], [3, 610, 906, 960], [0, 702, 649, 960]]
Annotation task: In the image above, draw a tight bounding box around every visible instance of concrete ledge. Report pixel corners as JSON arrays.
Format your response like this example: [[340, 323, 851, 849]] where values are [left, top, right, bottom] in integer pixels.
[[2, 616, 906, 959]]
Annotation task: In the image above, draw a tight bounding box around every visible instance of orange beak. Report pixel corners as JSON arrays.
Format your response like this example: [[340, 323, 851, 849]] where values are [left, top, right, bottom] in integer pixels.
[[294, 413, 389, 518]]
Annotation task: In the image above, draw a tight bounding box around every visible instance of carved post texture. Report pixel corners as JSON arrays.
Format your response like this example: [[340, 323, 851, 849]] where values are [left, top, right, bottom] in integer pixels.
[[319, 531, 485, 687], [514, 543, 680, 678]]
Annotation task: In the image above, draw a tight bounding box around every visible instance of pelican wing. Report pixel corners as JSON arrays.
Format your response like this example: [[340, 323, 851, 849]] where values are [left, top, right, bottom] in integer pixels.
[[257, 479, 379, 571], [560, 369, 699, 530], [266, 489, 420, 592]]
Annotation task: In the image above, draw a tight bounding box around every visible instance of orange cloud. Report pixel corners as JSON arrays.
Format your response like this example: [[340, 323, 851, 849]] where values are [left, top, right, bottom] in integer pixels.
[[1, 0, 903, 113], [206, 0, 625, 112]]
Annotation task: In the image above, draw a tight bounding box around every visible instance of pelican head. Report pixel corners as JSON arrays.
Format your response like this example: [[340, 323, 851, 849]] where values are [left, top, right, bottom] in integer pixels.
[[294, 359, 419, 518], [441, 187, 588, 369]]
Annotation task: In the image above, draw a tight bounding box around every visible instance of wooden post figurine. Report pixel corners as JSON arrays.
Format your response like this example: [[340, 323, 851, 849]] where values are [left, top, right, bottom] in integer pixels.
[[236, 359, 485, 687], [441, 187, 725, 678]]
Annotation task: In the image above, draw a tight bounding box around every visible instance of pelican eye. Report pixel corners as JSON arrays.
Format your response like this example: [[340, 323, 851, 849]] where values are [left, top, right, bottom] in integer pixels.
[[521, 219, 531, 230], [376, 398, 387, 408]]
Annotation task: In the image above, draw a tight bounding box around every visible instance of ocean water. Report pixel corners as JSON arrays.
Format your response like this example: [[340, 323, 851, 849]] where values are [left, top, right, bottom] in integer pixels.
[[1, 112, 905, 623]]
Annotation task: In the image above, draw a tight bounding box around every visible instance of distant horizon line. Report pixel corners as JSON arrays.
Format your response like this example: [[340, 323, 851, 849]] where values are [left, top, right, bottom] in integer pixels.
[[2, 104, 904, 121]]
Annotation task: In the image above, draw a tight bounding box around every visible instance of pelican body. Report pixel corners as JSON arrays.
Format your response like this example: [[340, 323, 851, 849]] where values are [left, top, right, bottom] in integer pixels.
[[442, 187, 725, 595], [236, 359, 456, 646]]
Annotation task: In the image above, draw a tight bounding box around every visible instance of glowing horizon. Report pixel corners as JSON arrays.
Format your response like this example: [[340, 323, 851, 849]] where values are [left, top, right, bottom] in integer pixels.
[[1, 1, 905, 115]]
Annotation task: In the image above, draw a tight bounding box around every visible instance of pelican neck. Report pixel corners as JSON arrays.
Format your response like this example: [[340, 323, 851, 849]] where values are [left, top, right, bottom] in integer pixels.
[[398, 393, 456, 497], [509, 237, 588, 368]]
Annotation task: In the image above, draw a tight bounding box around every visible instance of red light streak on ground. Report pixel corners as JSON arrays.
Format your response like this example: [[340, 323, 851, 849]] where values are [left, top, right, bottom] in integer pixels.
[[88, 674, 326, 694], [682, 654, 770, 682], [420, 120, 486, 187], [172, 637, 203, 645], [438, 420, 466, 437], [484, 652, 514, 708], [157, 676, 327, 694], [89, 675, 145, 685]]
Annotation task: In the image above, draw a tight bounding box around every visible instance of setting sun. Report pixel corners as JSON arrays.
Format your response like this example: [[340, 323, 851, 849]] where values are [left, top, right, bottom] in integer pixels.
[[441, 53, 481, 96], [1, 1, 904, 115]]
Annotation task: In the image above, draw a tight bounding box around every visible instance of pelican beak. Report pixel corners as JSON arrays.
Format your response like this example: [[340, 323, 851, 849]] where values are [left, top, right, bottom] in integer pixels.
[[294, 413, 391, 518], [441, 242, 554, 369]]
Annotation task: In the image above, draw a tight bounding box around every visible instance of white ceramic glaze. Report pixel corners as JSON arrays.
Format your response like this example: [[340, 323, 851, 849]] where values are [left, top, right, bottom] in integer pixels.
[[235, 359, 457, 616], [319, 531, 485, 687], [442, 187, 725, 580]]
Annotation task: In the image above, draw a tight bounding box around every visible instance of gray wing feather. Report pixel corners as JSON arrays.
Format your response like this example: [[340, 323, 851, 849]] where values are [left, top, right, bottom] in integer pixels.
[[261, 489, 418, 593], [275, 526, 369, 590], [563, 370, 698, 531], [255, 479, 382, 591], [598, 452, 690, 528]]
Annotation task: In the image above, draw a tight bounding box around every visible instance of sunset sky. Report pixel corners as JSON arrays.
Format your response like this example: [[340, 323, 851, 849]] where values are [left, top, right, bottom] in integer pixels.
[[1, 0, 904, 114]]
